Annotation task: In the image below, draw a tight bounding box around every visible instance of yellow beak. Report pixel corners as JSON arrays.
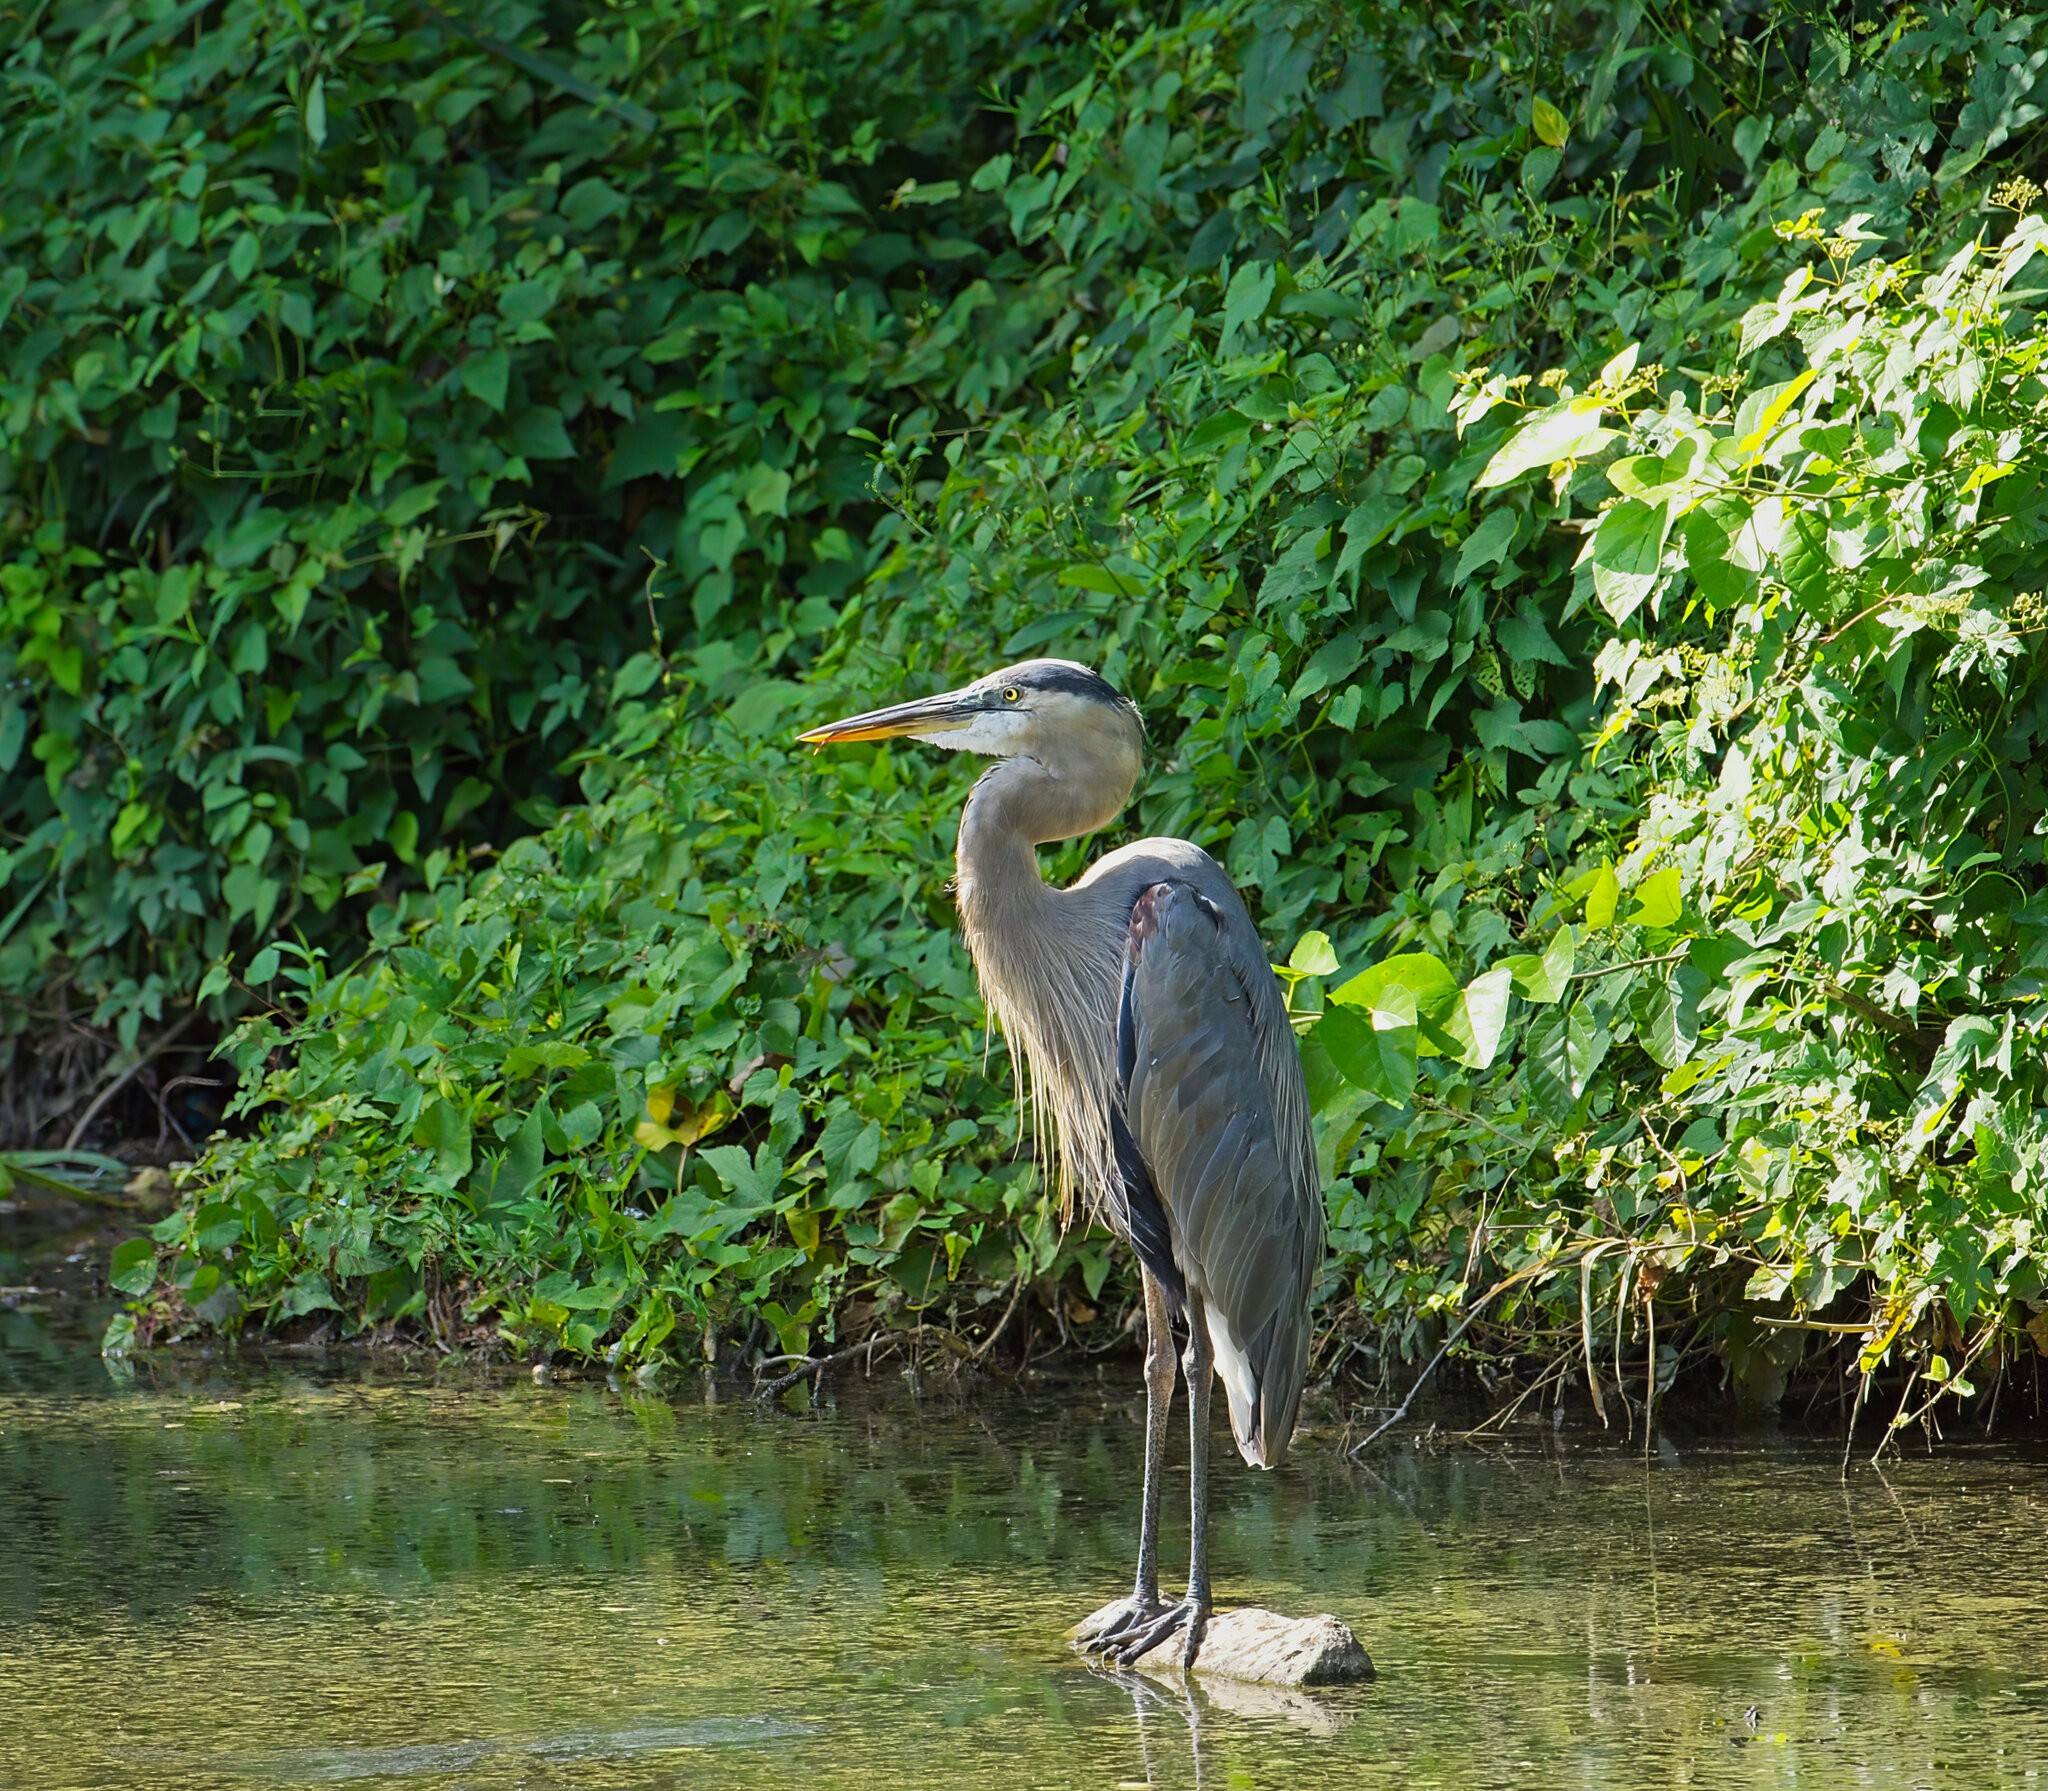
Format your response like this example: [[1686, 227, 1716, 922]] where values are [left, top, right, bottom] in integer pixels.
[[794, 689, 978, 747]]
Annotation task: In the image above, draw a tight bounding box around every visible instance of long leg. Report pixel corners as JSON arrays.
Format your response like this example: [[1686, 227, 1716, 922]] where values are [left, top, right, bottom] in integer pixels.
[[1178, 1286, 1214, 1668], [1110, 1288, 1215, 1670], [1085, 1270, 1178, 1652], [1134, 1269, 1178, 1606]]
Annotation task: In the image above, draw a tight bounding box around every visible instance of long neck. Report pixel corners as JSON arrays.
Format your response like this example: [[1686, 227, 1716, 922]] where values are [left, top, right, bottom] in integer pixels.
[[952, 752, 1139, 1224], [953, 754, 1130, 933]]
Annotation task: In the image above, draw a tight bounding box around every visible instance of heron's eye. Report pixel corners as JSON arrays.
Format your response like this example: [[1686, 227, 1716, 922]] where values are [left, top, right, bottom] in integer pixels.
[[1001, 687, 1021, 703]]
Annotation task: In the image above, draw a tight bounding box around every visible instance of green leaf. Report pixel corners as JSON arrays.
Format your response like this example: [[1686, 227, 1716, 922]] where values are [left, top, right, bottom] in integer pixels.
[[1733, 369, 1816, 461], [1443, 965, 1513, 1069], [495, 1108, 547, 1204], [501, 1041, 592, 1076], [1505, 925, 1576, 1003], [461, 348, 511, 412], [1057, 564, 1142, 594], [1330, 951, 1460, 1059], [1632, 970, 1701, 1071], [1317, 990, 1417, 1105], [110, 801, 155, 858], [701, 1143, 781, 1211], [109, 1237, 156, 1297], [1329, 952, 1459, 1021], [1527, 1007, 1610, 1119], [413, 1098, 473, 1180], [1220, 260, 1276, 352], [1531, 97, 1570, 147], [611, 652, 665, 702], [0, 699, 24, 774], [1520, 146, 1560, 196], [1583, 865, 1621, 930], [1475, 397, 1616, 489], [1288, 931, 1339, 977], [1589, 497, 1672, 624], [304, 74, 327, 148], [1181, 410, 1254, 455], [1629, 865, 1683, 929], [1453, 509, 1519, 585], [191, 1202, 244, 1251], [818, 1109, 882, 1185]]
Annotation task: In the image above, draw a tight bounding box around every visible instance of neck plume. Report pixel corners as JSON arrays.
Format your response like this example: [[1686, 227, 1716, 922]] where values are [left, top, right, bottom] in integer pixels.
[[951, 737, 1142, 1227]]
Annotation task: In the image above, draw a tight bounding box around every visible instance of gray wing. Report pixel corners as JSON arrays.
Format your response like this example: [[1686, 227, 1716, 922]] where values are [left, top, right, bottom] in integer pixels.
[[1117, 875, 1323, 1468]]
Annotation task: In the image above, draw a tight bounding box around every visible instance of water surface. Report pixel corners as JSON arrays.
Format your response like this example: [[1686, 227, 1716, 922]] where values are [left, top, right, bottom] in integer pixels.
[[2, 1318, 2044, 1789]]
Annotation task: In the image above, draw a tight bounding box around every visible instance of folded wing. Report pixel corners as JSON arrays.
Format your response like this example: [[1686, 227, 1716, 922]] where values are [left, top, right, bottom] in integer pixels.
[[1116, 877, 1322, 1467]]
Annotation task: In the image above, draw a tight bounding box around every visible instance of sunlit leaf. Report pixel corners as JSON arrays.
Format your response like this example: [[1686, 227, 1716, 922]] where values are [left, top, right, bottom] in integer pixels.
[[1288, 930, 1339, 977], [1584, 865, 1621, 930], [1630, 865, 1683, 929], [109, 1237, 156, 1297], [1317, 990, 1418, 1105], [1475, 396, 1617, 490], [1505, 925, 1576, 1003], [1589, 497, 1672, 624], [1443, 965, 1513, 1069]]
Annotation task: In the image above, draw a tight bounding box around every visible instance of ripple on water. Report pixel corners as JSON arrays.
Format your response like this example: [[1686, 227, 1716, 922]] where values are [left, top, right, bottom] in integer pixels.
[[3, 1354, 2048, 1789]]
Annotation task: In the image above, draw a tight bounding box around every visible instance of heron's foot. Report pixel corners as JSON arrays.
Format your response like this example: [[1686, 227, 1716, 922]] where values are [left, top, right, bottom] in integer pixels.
[[1108, 1594, 1209, 1670], [1081, 1595, 1170, 1655]]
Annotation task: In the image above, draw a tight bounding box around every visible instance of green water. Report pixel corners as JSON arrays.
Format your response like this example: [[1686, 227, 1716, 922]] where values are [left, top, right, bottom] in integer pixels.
[[3, 1317, 2046, 1789]]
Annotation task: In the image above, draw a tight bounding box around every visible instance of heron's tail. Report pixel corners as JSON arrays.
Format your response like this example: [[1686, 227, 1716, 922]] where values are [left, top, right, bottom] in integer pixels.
[[1205, 1299, 1308, 1469]]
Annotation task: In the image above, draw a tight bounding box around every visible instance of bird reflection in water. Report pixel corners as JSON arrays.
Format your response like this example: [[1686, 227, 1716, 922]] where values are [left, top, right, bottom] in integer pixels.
[[1088, 1659, 1356, 1788]]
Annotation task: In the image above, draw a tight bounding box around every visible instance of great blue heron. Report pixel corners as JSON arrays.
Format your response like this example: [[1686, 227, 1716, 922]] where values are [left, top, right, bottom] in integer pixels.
[[798, 657, 1322, 1669]]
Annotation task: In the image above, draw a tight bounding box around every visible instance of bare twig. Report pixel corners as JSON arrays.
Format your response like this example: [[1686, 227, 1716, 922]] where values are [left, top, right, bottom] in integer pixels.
[[154, 1074, 223, 1151], [1817, 976, 1925, 1044], [1580, 1252, 1611, 1428], [971, 1275, 1030, 1363], [1346, 1274, 1522, 1458], [754, 1340, 879, 1399], [752, 1323, 964, 1399], [1568, 948, 1688, 983], [64, 1012, 202, 1150]]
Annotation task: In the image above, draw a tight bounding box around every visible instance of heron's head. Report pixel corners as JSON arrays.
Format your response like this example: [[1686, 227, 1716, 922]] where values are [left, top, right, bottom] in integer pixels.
[[796, 659, 1144, 838], [797, 658, 1142, 763]]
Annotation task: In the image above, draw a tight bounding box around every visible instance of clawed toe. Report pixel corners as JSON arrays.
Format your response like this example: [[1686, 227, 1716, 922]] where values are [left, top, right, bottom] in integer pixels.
[[1110, 1596, 1204, 1667], [1083, 1598, 1166, 1654]]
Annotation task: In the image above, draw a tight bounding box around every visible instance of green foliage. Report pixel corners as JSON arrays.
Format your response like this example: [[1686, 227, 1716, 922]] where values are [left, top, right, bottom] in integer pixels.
[[1346, 204, 2048, 1418], [101, 0, 2048, 1407], [139, 665, 1066, 1356], [0, 0, 1077, 1034]]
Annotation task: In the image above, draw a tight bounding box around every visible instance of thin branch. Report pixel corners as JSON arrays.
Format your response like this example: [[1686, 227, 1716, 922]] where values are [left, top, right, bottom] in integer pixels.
[[1346, 1272, 1525, 1458], [754, 1340, 879, 1399], [1568, 948, 1689, 983], [971, 1275, 1030, 1363], [64, 1012, 202, 1151], [1815, 975, 1925, 1043], [1580, 1252, 1611, 1428]]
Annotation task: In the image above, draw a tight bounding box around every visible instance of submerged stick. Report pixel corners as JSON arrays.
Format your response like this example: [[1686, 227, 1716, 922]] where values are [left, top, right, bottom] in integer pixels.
[[1580, 1253, 1610, 1428], [64, 1012, 201, 1150], [1642, 1289, 1656, 1458], [754, 1339, 880, 1399], [1347, 1278, 1515, 1458]]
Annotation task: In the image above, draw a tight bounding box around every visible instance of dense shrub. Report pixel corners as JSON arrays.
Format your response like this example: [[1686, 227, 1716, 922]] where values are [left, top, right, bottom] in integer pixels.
[[85, 0, 2048, 1412], [0, 0, 1078, 1043], [1395, 206, 2048, 1417]]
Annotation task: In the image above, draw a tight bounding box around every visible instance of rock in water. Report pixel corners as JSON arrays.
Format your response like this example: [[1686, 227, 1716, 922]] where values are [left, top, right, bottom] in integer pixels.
[[1071, 1603, 1373, 1687]]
